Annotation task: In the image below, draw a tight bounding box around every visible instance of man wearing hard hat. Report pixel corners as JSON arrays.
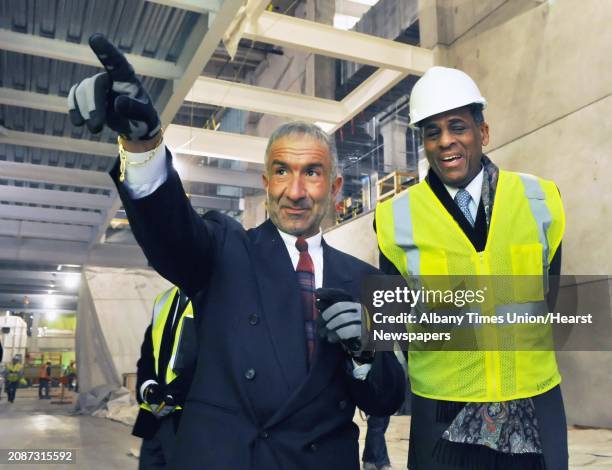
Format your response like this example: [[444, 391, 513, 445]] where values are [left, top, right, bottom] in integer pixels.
[[376, 67, 567, 469]]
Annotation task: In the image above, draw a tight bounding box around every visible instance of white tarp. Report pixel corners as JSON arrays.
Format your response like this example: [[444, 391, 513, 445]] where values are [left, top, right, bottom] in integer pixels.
[[76, 267, 170, 396]]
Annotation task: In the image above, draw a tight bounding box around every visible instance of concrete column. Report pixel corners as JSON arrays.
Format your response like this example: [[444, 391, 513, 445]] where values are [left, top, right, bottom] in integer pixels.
[[380, 116, 410, 171]]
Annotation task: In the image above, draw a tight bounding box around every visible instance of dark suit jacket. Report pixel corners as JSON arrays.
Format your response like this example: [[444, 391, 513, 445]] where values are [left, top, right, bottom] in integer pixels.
[[111, 151, 405, 470]]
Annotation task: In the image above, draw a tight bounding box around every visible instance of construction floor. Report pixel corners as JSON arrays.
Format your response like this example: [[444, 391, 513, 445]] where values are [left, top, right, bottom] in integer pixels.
[[0, 387, 611, 469]]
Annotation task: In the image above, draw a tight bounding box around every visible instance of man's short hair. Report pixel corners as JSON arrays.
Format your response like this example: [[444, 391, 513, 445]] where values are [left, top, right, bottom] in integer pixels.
[[416, 103, 485, 129], [468, 103, 485, 126], [265, 121, 338, 178]]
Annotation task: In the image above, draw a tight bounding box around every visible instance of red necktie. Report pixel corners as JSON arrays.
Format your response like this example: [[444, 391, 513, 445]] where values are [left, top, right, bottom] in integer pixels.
[[295, 236, 317, 368]]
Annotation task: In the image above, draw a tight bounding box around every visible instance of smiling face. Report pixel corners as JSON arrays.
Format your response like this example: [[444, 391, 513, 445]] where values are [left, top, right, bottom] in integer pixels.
[[421, 106, 489, 188], [262, 134, 343, 238]]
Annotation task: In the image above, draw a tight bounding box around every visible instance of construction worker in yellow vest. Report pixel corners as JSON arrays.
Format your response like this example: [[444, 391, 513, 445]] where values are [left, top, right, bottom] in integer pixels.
[[375, 67, 567, 470], [132, 287, 197, 470], [4, 356, 24, 403]]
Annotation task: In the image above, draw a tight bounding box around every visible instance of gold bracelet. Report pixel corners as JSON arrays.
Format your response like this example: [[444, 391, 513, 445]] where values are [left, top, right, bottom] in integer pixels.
[[117, 128, 164, 183]]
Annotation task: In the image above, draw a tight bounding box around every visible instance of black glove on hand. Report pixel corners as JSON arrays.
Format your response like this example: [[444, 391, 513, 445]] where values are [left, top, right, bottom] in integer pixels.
[[68, 34, 160, 140], [144, 383, 176, 419], [316, 288, 374, 363]]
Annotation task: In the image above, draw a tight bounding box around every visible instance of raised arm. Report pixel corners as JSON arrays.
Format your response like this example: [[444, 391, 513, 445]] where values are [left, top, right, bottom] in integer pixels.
[[67, 34, 219, 296]]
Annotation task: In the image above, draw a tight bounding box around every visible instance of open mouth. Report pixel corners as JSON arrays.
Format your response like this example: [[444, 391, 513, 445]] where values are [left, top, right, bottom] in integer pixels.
[[439, 154, 464, 168]]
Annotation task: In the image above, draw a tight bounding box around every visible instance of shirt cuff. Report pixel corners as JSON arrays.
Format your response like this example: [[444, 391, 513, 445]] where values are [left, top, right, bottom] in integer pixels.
[[351, 360, 371, 380], [122, 141, 168, 199], [140, 380, 158, 403]]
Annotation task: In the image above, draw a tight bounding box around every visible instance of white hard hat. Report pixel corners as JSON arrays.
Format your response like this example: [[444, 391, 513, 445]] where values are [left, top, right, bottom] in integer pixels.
[[409, 66, 487, 126]]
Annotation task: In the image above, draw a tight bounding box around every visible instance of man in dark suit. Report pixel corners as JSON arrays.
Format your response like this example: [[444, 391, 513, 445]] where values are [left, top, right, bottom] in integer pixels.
[[68, 35, 405, 470]]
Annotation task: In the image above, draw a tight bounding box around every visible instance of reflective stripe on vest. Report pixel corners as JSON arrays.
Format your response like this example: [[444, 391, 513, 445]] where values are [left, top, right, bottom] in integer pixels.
[[147, 287, 193, 412], [375, 170, 565, 402]]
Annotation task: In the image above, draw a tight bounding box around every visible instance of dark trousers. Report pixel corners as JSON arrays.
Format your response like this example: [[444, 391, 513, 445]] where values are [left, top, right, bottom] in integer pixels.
[[408, 386, 568, 470], [67, 374, 76, 390], [363, 415, 391, 466], [6, 381, 18, 402], [39, 378, 50, 398], [138, 417, 176, 470]]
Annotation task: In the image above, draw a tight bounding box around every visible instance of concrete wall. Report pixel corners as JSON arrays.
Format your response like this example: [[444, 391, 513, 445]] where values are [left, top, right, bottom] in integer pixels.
[[324, 211, 378, 268]]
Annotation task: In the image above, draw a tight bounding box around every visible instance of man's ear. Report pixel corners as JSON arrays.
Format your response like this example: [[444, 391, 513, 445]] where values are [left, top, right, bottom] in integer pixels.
[[331, 175, 343, 199], [480, 121, 490, 147]]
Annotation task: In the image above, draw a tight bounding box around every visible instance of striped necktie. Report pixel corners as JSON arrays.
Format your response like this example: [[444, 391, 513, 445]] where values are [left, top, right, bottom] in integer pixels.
[[295, 236, 317, 367]]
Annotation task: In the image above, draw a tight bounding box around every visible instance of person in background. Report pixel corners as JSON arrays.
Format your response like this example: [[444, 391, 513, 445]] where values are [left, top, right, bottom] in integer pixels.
[[38, 361, 52, 399], [133, 287, 197, 470], [4, 356, 24, 403], [65, 360, 77, 391], [362, 415, 392, 470]]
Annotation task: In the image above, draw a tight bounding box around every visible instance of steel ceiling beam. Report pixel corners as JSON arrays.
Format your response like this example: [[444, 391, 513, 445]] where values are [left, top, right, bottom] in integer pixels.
[[166, 125, 267, 164], [0, 269, 81, 284], [175, 155, 262, 189], [0, 185, 113, 210], [243, 11, 433, 74], [0, 205, 103, 226], [0, 30, 183, 80], [0, 88, 66, 114], [0, 219, 92, 243], [0, 160, 112, 190], [0, 131, 263, 187], [188, 77, 341, 125], [157, 0, 246, 125], [331, 68, 406, 133], [0, 236, 149, 267], [145, 0, 220, 13], [188, 194, 242, 211], [0, 129, 116, 157]]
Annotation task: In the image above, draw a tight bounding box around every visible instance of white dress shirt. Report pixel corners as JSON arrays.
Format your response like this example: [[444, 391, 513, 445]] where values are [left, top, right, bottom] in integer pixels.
[[443, 167, 484, 222]]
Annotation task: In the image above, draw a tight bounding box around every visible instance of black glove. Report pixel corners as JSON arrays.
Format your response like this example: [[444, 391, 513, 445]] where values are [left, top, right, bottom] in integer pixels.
[[68, 34, 160, 141], [316, 288, 374, 363], [144, 383, 176, 418]]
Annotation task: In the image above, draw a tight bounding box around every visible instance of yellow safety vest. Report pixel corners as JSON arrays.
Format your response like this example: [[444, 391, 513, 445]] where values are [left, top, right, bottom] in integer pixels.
[[7, 363, 22, 382], [140, 287, 193, 413], [376, 170, 565, 402]]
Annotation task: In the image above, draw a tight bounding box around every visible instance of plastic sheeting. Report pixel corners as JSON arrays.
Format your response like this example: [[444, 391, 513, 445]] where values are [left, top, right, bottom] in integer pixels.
[[76, 267, 170, 396], [75, 384, 139, 426]]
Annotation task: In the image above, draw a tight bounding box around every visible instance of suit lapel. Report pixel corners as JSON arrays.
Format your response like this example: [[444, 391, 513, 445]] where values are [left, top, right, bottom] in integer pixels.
[[248, 220, 308, 394]]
